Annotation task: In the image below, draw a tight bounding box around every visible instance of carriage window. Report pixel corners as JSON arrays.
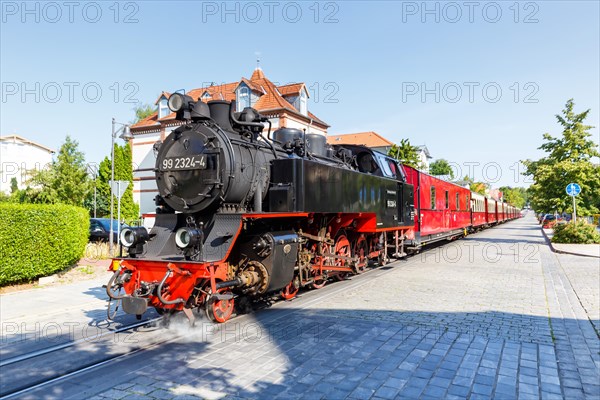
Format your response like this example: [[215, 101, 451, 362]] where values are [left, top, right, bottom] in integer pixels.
[[466, 194, 470, 211], [375, 154, 395, 178], [430, 186, 436, 209], [445, 191, 449, 209], [456, 193, 460, 210]]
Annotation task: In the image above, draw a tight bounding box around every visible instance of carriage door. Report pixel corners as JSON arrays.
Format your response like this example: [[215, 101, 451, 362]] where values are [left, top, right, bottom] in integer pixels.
[[399, 182, 415, 226]]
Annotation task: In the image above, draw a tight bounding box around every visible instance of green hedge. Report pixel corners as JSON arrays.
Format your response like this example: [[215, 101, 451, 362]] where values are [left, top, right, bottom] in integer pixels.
[[0, 203, 89, 285], [552, 220, 600, 244]]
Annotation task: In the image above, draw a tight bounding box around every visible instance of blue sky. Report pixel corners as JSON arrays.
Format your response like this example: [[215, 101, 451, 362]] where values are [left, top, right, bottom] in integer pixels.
[[1, 0, 599, 187]]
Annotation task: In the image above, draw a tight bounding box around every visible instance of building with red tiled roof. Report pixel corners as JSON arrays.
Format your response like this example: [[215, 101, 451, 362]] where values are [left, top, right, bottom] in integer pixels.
[[131, 68, 329, 220], [327, 132, 394, 154]]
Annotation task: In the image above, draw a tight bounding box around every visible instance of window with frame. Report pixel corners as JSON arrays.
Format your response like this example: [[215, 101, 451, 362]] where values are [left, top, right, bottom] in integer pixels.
[[445, 191, 449, 209], [430, 186, 436, 209], [299, 90, 307, 115], [456, 193, 460, 210], [466, 194, 470, 211], [237, 86, 250, 111], [158, 98, 169, 119]]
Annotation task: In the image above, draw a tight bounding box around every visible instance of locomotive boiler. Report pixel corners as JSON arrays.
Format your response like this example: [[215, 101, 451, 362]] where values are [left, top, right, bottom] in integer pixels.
[[106, 92, 416, 323]]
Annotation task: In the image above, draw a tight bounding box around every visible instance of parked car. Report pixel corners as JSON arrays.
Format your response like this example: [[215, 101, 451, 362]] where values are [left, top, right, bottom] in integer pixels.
[[89, 218, 128, 243], [537, 212, 545, 222], [540, 214, 559, 228]]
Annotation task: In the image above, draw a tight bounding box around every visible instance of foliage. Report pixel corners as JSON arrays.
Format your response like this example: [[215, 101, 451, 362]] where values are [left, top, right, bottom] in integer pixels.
[[463, 175, 489, 195], [14, 136, 91, 206], [499, 186, 528, 208], [133, 103, 156, 123], [388, 139, 422, 169], [523, 99, 600, 215], [96, 143, 139, 220], [0, 191, 12, 203], [51, 136, 90, 205], [0, 203, 89, 285], [552, 220, 600, 244], [429, 159, 454, 178], [10, 178, 18, 194]]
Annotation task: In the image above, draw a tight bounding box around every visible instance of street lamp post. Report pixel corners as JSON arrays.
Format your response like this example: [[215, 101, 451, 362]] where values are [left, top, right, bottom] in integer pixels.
[[110, 118, 133, 256]]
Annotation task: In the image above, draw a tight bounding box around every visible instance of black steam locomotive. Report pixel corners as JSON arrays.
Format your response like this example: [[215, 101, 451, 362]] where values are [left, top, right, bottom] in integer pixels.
[[107, 93, 415, 323]]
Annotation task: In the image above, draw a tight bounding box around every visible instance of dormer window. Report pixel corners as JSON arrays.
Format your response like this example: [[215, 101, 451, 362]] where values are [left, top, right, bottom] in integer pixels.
[[299, 90, 307, 115], [158, 98, 169, 119], [202, 91, 211, 100], [237, 86, 250, 111]]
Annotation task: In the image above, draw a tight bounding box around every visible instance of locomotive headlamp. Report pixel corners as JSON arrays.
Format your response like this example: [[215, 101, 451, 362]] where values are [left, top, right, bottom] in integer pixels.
[[120, 227, 150, 248], [175, 227, 203, 249], [168, 93, 193, 112]]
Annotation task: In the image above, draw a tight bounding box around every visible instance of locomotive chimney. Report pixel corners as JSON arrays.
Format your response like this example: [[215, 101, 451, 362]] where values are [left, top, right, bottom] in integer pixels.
[[208, 100, 234, 131]]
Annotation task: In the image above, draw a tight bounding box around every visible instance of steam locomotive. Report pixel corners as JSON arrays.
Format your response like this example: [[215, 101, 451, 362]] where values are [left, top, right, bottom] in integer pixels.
[[106, 93, 519, 324], [105, 93, 417, 323]]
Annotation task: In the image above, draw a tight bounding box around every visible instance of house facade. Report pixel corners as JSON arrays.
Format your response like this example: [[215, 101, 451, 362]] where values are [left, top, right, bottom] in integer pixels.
[[130, 68, 329, 220], [415, 145, 432, 172], [0, 135, 55, 194]]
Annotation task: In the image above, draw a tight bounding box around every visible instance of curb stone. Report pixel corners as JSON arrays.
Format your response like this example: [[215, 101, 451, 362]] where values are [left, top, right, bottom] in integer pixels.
[[541, 228, 600, 259]]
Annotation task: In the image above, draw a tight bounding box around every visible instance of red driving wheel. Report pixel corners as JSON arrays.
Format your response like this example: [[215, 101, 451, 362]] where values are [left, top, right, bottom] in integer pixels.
[[281, 276, 300, 300], [353, 235, 368, 273], [333, 235, 351, 281], [310, 242, 329, 289], [206, 289, 234, 323]]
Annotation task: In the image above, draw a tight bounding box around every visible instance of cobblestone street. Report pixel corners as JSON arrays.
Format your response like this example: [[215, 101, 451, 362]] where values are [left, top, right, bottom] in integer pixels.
[[13, 216, 600, 399]]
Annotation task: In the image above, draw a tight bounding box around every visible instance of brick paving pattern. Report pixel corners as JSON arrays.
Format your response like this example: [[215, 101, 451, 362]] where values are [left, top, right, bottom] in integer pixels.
[[86, 216, 599, 399]]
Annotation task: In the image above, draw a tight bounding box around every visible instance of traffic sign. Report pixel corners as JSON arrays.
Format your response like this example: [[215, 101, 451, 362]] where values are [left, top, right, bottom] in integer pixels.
[[110, 180, 129, 200], [566, 183, 581, 197]]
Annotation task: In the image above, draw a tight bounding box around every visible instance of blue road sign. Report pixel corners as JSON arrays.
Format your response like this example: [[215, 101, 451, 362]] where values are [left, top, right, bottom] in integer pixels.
[[566, 183, 581, 196]]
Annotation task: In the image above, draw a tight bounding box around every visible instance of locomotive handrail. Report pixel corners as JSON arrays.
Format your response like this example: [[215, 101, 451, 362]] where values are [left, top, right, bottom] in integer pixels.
[[156, 268, 185, 305]]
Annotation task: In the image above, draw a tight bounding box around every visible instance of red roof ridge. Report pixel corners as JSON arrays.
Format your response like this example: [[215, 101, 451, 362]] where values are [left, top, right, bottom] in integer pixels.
[[250, 68, 265, 80]]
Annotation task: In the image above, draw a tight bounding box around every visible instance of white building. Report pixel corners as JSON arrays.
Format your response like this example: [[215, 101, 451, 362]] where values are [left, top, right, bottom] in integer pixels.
[[0, 135, 55, 194], [415, 145, 432, 172], [129, 68, 329, 223]]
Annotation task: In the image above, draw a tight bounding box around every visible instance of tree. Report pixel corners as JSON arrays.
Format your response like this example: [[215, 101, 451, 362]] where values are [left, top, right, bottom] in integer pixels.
[[388, 139, 422, 169], [96, 143, 139, 221], [499, 186, 528, 208], [133, 103, 156, 123], [19, 136, 90, 206], [51, 136, 90, 206], [463, 175, 489, 195], [522, 99, 600, 215], [429, 159, 454, 178], [10, 177, 18, 194]]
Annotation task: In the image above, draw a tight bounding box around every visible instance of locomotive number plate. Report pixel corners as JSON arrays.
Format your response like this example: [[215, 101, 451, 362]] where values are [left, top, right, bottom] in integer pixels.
[[161, 155, 206, 171]]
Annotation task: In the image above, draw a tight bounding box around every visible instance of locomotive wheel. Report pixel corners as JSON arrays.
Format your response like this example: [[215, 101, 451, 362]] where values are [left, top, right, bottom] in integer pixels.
[[206, 290, 234, 323], [333, 235, 351, 281], [310, 242, 330, 289], [378, 252, 388, 266], [353, 236, 368, 274], [281, 276, 300, 300], [310, 278, 327, 289]]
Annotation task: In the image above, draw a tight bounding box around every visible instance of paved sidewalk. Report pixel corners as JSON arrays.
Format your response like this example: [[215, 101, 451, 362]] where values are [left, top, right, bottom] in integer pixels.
[[14, 216, 600, 399], [543, 228, 600, 258]]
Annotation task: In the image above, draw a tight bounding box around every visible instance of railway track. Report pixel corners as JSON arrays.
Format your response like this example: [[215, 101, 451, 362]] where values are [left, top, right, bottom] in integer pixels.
[[0, 252, 422, 399], [0, 317, 163, 398], [1, 237, 469, 399], [0, 317, 162, 368]]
